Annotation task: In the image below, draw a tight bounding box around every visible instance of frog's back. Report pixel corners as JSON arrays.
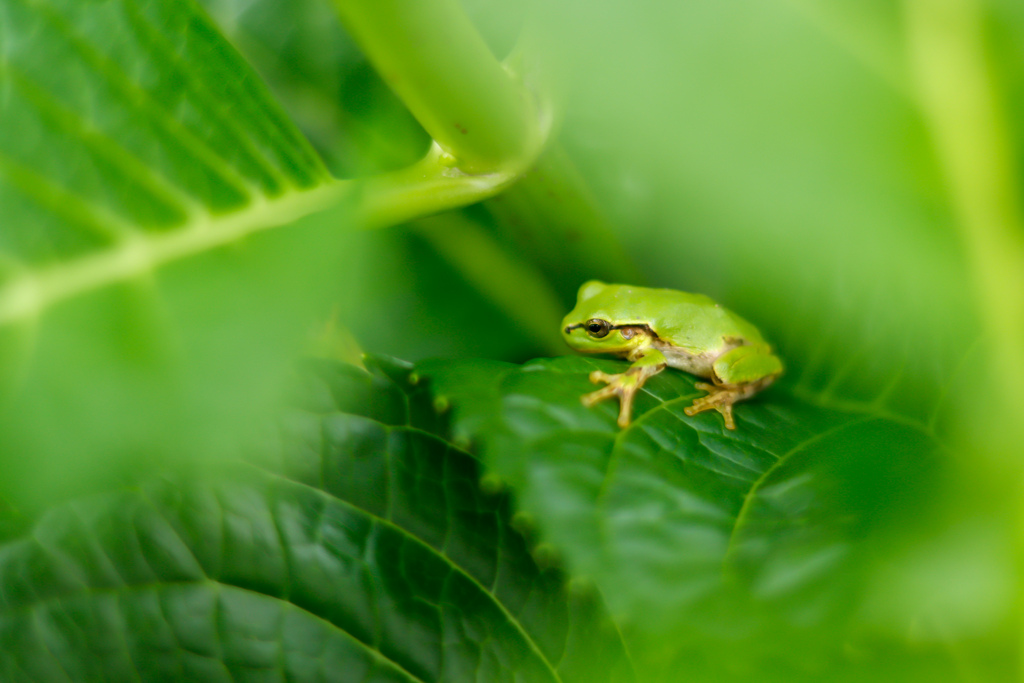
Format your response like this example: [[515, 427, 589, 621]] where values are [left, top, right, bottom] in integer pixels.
[[607, 285, 765, 351]]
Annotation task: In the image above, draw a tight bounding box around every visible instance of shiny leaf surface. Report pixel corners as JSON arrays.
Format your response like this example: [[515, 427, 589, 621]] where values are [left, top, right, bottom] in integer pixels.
[[420, 355, 943, 661], [0, 358, 634, 682]]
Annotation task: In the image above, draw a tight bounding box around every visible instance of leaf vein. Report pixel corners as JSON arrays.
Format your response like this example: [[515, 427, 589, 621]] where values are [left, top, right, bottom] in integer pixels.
[[0, 181, 347, 325], [722, 415, 874, 566], [120, 0, 294, 193], [249, 463, 564, 683], [1, 61, 199, 221], [23, 0, 258, 197]]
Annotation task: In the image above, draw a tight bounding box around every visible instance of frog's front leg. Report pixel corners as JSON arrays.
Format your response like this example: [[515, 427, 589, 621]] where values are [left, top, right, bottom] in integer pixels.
[[582, 348, 667, 427], [683, 344, 782, 430]]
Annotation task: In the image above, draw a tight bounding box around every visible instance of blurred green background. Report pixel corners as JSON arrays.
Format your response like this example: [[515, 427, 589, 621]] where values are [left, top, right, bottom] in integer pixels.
[[1, 0, 1021, 677], [197, 1, 1024, 674], [202, 0, 1012, 435]]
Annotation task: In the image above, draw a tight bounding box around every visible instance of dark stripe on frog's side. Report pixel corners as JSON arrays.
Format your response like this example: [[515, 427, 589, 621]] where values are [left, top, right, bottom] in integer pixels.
[[563, 322, 658, 336]]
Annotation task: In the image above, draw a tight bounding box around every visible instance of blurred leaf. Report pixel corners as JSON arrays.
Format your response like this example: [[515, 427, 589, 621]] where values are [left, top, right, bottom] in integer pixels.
[[338, 225, 554, 363], [0, 0, 352, 508], [419, 355, 956, 676], [201, 0, 637, 363], [3, 0, 1019, 676], [0, 357, 635, 683], [200, 0, 525, 178], [201, 0, 431, 176]]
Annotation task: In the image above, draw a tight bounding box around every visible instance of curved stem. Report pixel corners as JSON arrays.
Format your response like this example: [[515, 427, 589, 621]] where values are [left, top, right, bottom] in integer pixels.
[[333, 0, 542, 174], [352, 143, 521, 228], [410, 212, 566, 355]]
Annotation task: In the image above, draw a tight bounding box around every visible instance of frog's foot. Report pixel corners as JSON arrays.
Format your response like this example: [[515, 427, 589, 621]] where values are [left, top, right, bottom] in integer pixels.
[[582, 366, 661, 427], [683, 382, 760, 430]]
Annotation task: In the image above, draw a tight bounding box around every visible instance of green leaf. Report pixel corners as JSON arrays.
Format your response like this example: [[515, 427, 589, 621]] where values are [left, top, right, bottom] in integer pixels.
[[0, 357, 635, 682], [199, 0, 432, 177], [0, 0, 352, 509], [418, 356, 945, 669]]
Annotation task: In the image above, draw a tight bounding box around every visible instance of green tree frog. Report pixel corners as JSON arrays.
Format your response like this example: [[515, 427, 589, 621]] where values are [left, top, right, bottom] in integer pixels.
[[562, 281, 783, 430]]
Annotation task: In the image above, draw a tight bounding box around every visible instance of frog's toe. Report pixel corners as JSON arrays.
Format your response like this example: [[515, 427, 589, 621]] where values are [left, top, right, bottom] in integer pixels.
[[616, 394, 636, 427], [684, 385, 740, 430], [684, 385, 722, 414], [589, 370, 619, 385], [719, 404, 736, 430], [683, 395, 714, 417], [580, 373, 641, 426], [581, 383, 618, 407]]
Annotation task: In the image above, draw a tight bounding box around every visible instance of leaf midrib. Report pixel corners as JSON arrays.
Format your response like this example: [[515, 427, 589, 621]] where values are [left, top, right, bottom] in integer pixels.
[[0, 180, 348, 325]]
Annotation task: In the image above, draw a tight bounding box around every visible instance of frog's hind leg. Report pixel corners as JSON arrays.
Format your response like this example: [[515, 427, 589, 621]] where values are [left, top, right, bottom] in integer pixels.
[[684, 381, 764, 430], [683, 345, 782, 430]]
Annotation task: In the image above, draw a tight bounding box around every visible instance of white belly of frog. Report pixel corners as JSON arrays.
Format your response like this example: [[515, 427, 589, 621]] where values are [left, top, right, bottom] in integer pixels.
[[655, 336, 747, 379]]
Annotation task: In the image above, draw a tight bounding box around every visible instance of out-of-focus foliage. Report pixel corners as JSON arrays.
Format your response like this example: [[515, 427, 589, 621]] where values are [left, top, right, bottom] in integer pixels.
[[548, 1, 971, 418], [204, 0, 1009, 441], [419, 354, 1013, 680], [1, 0, 1021, 680], [422, 355, 941, 626], [0, 357, 634, 682], [0, 0, 353, 511]]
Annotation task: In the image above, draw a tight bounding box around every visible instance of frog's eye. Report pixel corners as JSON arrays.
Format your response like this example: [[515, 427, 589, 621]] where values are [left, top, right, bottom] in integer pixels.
[[585, 319, 611, 338]]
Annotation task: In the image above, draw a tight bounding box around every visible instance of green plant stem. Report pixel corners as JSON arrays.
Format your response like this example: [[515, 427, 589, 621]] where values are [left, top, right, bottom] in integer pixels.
[[905, 0, 1024, 434], [333, 0, 542, 174], [484, 144, 644, 294], [410, 213, 566, 355], [351, 144, 521, 229], [331, 0, 639, 332]]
